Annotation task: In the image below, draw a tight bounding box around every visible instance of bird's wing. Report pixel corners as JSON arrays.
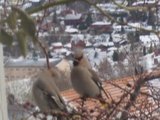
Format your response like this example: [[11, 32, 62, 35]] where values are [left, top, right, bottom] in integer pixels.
[[53, 88, 67, 111], [37, 84, 66, 111], [36, 76, 66, 111], [50, 92, 66, 111], [88, 69, 102, 88]]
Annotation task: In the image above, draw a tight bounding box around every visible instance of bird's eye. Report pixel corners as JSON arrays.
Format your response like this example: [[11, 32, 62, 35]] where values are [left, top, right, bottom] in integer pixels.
[[73, 60, 79, 66]]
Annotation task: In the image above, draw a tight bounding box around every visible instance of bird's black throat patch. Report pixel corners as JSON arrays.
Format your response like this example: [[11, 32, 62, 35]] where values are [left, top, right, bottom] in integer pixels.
[[73, 55, 83, 66]]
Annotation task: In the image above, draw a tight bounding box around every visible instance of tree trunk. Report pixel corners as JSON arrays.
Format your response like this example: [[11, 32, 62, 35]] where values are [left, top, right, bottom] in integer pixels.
[[0, 44, 8, 120]]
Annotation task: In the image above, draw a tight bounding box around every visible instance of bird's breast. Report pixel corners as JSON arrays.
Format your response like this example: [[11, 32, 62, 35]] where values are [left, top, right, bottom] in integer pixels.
[[71, 67, 100, 97]]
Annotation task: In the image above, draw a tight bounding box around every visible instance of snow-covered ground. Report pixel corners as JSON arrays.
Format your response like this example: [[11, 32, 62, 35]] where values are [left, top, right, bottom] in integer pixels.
[[84, 48, 108, 67], [7, 77, 75, 120], [7, 78, 33, 103]]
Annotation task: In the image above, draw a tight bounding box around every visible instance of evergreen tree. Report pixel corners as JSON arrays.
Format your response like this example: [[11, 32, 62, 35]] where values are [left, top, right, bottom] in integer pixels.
[[147, 10, 156, 26], [154, 43, 157, 50], [53, 11, 57, 24], [127, 32, 134, 43], [112, 51, 119, 61], [78, 22, 87, 30], [135, 31, 140, 42], [128, 0, 135, 6], [127, 32, 139, 43], [48, 51, 53, 58], [119, 16, 124, 24], [143, 46, 147, 56], [109, 34, 113, 42], [94, 51, 98, 58], [32, 50, 38, 61], [85, 13, 93, 27], [130, 43, 134, 51], [148, 43, 153, 53], [121, 26, 124, 33]]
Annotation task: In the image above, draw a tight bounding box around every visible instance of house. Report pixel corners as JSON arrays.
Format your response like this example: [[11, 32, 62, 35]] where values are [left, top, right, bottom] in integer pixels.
[[71, 40, 86, 50], [65, 26, 79, 34], [139, 34, 159, 48], [50, 42, 72, 56], [23, 0, 45, 10], [64, 43, 72, 50], [89, 21, 113, 34], [132, 0, 157, 6], [93, 42, 114, 51], [85, 41, 93, 48], [64, 13, 83, 26], [51, 42, 63, 50]]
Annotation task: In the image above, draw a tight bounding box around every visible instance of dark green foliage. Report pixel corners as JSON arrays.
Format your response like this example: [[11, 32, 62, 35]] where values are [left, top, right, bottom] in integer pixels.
[[130, 43, 134, 51], [127, 31, 140, 43], [143, 46, 147, 56], [147, 10, 156, 26], [48, 51, 53, 58], [130, 10, 147, 22], [79, 13, 93, 30], [78, 23, 87, 30], [109, 34, 113, 42], [12, 6, 37, 43], [85, 13, 93, 27], [0, 29, 13, 46], [121, 26, 124, 33], [16, 30, 27, 57], [148, 43, 153, 53], [127, 32, 134, 43], [127, 0, 135, 6], [154, 43, 157, 50], [6, 11, 17, 29], [119, 16, 124, 24], [0, 7, 38, 57], [32, 50, 38, 61], [135, 31, 140, 42], [94, 51, 98, 58], [112, 51, 119, 61], [53, 11, 58, 24]]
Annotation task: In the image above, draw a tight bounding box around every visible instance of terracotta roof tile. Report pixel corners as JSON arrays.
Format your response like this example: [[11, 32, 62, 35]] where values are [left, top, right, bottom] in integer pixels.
[[61, 75, 155, 116]]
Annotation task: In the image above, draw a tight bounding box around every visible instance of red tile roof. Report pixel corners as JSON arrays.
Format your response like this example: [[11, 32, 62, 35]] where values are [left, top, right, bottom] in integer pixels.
[[61, 75, 156, 118]]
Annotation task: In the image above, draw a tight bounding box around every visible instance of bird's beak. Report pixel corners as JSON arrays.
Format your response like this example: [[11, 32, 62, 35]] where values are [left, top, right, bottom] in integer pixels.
[[66, 54, 80, 63], [64, 53, 75, 61]]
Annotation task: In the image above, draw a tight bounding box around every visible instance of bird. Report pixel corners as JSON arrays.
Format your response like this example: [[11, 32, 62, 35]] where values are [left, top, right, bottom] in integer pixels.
[[72, 48, 92, 69], [32, 68, 67, 115], [71, 48, 110, 104]]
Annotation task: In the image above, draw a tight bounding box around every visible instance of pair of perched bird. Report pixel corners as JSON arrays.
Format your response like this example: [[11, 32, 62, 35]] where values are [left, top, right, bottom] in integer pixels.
[[32, 48, 109, 115]]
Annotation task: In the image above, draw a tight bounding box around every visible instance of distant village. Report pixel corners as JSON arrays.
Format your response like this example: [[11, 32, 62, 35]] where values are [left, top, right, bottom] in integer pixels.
[[1, 1, 160, 119], [1, 0, 160, 82]]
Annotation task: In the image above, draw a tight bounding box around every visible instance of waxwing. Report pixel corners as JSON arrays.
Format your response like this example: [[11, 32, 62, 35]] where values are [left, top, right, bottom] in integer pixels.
[[72, 48, 92, 69], [32, 69, 67, 113], [71, 48, 107, 103]]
